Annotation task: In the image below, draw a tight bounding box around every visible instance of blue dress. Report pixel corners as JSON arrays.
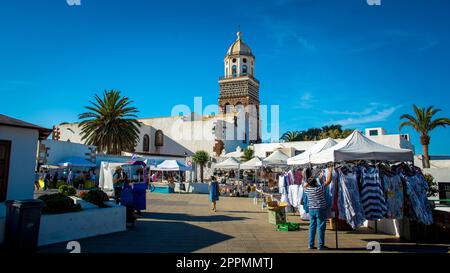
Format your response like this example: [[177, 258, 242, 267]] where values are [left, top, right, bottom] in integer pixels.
[[209, 181, 219, 202]]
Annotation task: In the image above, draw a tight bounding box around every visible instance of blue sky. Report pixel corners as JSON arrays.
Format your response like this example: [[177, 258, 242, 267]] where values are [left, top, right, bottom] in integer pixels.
[[1, 0, 450, 154]]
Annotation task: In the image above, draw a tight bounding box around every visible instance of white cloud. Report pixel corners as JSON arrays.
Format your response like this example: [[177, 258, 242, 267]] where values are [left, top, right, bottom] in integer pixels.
[[296, 92, 317, 109], [325, 105, 401, 126]]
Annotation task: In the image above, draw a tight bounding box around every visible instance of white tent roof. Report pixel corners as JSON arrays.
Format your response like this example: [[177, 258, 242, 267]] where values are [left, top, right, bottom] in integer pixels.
[[259, 150, 289, 167], [310, 130, 414, 164], [152, 160, 191, 171], [287, 138, 338, 165], [214, 157, 241, 169], [222, 151, 243, 158], [240, 156, 263, 170], [58, 157, 96, 168]]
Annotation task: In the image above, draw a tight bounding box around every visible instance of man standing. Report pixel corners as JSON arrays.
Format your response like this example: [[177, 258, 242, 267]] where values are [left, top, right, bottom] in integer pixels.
[[304, 165, 333, 250]]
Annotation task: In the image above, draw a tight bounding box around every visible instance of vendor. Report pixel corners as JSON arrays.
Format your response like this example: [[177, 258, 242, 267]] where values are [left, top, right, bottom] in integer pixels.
[[113, 167, 128, 204]]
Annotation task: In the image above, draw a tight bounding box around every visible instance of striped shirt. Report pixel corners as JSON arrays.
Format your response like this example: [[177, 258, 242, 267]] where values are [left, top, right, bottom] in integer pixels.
[[304, 182, 327, 209]]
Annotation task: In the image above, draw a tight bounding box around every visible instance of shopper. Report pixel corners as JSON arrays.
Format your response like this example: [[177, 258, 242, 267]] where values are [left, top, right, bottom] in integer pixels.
[[209, 176, 220, 212], [304, 165, 333, 250], [113, 167, 127, 204], [44, 170, 51, 190], [67, 168, 73, 185]]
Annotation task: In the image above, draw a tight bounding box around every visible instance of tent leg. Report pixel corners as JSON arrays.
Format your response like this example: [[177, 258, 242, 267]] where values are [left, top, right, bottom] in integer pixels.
[[335, 215, 338, 249]]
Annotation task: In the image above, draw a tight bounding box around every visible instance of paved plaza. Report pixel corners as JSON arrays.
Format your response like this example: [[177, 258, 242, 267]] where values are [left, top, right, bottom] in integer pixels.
[[39, 192, 450, 253]]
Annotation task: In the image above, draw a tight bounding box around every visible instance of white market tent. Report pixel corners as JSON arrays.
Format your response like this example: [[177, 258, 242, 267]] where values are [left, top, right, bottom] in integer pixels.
[[287, 138, 338, 166], [309, 130, 414, 164], [151, 160, 192, 171], [214, 157, 241, 169], [240, 156, 263, 170], [58, 157, 96, 168], [259, 150, 289, 167], [222, 147, 243, 158]]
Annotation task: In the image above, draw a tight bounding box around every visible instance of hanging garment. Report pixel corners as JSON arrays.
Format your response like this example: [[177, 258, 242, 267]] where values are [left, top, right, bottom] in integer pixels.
[[338, 169, 365, 229], [360, 167, 387, 220], [322, 168, 338, 219], [381, 174, 404, 219], [288, 184, 301, 208], [294, 170, 303, 185], [402, 173, 433, 225], [279, 175, 289, 203], [299, 184, 309, 220]]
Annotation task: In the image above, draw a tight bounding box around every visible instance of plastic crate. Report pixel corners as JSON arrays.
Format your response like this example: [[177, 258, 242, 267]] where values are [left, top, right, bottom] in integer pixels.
[[277, 222, 300, 232]]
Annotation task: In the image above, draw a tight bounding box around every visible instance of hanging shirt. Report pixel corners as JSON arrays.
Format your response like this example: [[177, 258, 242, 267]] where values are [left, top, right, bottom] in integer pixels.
[[360, 167, 387, 220], [401, 173, 433, 225], [382, 174, 404, 219], [338, 169, 365, 229], [294, 170, 303, 185]]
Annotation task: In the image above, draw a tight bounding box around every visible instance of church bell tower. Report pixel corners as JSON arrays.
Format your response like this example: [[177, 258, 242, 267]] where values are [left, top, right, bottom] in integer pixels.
[[218, 32, 261, 143]]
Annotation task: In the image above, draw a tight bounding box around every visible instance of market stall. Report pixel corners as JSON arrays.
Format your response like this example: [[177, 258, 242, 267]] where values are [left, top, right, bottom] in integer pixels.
[[305, 130, 428, 249], [287, 138, 337, 166], [151, 160, 192, 193]]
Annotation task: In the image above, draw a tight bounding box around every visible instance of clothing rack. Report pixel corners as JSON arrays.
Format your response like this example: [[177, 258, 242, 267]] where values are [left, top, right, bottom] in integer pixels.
[[311, 159, 418, 250]]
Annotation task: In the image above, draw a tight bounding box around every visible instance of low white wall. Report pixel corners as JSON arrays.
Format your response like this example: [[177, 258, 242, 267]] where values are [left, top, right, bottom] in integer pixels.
[[367, 219, 401, 237], [174, 183, 209, 194], [38, 204, 126, 246]]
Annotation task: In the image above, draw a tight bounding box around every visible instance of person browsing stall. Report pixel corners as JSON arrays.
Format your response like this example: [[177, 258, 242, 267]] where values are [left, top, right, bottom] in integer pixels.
[[304, 164, 333, 250]]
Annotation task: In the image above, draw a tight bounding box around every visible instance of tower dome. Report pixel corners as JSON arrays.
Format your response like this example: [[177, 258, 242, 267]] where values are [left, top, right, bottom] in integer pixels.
[[226, 32, 253, 56]]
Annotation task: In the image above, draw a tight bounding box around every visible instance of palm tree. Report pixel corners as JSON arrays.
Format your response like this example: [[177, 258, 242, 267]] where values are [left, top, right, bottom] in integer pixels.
[[79, 90, 141, 155], [280, 131, 301, 142], [399, 105, 450, 168], [241, 147, 254, 162], [192, 150, 210, 183]]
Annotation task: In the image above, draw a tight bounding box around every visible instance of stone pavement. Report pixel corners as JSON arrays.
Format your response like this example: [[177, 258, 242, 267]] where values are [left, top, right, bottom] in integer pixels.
[[39, 193, 450, 253]]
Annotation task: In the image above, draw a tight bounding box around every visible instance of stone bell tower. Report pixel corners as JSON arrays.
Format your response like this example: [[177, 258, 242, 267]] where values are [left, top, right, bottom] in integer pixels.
[[218, 31, 261, 144]]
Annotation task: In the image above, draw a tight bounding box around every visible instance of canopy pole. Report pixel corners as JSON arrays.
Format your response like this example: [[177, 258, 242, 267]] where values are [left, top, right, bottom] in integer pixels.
[[333, 162, 339, 250]]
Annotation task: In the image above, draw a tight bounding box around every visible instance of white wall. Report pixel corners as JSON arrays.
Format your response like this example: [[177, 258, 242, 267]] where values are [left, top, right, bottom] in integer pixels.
[[0, 125, 39, 218], [41, 139, 95, 166]]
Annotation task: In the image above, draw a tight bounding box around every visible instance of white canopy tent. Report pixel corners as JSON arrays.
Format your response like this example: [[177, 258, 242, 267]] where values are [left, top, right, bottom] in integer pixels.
[[240, 156, 263, 170], [214, 157, 241, 169], [222, 146, 244, 158], [57, 157, 96, 168], [287, 138, 338, 165], [151, 160, 192, 171], [258, 150, 289, 167], [310, 130, 414, 164]]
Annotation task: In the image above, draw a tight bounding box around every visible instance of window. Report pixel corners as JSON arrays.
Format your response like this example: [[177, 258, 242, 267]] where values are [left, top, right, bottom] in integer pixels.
[[0, 140, 11, 202], [242, 65, 247, 76], [369, 130, 379, 136], [155, 130, 164, 147], [232, 65, 237, 77], [232, 58, 237, 63], [266, 151, 273, 157], [143, 134, 150, 152], [243, 58, 247, 63]]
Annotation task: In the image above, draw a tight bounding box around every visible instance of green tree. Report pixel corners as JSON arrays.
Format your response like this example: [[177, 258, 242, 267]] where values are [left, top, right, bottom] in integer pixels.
[[423, 173, 439, 197], [192, 150, 210, 183], [399, 105, 450, 168], [241, 147, 254, 162], [280, 131, 302, 142], [79, 90, 141, 155]]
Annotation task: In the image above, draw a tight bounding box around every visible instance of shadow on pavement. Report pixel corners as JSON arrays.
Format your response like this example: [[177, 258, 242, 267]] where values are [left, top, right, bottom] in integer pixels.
[[39, 220, 234, 253], [143, 212, 248, 222]]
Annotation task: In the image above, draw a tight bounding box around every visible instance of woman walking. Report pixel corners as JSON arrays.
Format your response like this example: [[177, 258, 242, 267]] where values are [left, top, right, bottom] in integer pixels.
[[304, 164, 333, 250], [209, 176, 220, 212]]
